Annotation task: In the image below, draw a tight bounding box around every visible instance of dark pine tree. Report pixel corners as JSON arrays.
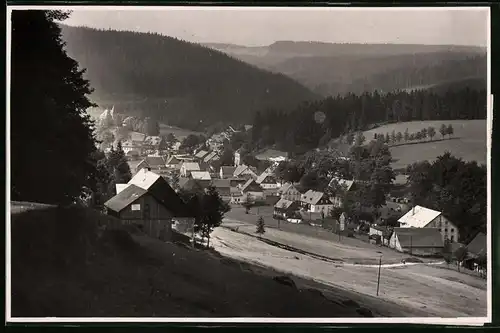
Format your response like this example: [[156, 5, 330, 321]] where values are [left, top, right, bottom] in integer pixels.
[[11, 10, 97, 204]]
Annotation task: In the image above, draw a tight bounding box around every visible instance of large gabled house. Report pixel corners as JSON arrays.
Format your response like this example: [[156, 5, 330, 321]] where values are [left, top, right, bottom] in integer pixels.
[[398, 205, 459, 243], [273, 198, 301, 219], [104, 169, 191, 240], [135, 155, 167, 174], [240, 179, 264, 202], [300, 190, 334, 214], [233, 165, 257, 180], [278, 182, 301, 201]]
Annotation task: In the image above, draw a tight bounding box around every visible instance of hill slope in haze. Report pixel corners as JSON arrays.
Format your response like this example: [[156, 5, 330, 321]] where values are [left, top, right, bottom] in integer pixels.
[[203, 41, 486, 96], [60, 26, 319, 130]]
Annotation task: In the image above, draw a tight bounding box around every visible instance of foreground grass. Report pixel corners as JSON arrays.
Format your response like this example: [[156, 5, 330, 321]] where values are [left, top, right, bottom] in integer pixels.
[[10, 205, 370, 318]]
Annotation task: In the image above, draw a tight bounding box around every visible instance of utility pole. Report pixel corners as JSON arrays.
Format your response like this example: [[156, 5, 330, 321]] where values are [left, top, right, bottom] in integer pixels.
[[410, 235, 413, 256], [376, 255, 382, 296]]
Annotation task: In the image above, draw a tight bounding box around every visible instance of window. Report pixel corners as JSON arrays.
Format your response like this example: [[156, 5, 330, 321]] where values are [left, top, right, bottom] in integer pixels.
[[131, 204, 141, 211], [450, 235, 455, 242], [444, 228, 448, 232], [451, 228, 454, 233]]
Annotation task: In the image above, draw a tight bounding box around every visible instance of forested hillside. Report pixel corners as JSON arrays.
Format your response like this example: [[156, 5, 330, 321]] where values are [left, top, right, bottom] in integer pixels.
[[204, 41, 486, 96], [60, 25, 319, 130], [245, 88, 486, 155]]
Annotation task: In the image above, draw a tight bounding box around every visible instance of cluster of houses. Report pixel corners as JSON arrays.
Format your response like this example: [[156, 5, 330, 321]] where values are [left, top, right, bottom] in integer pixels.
[[120, 131, 181, 158], [101, 124, 487, 271]]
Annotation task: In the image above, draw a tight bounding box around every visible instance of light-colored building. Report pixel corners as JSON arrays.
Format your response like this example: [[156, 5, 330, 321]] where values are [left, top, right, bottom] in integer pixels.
[[300, 190, 334, 214], [233, 165, 257, 180], [190, 171, 212, 181], [278, 182, 301, 201], [234, 149, 242, 166], [180, 162, 201, 177], [256, 172, 279, 189], [398, 205, 459, 243]]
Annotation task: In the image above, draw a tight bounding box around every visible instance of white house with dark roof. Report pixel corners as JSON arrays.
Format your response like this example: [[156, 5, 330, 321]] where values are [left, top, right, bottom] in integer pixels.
[[180, 161, 201, 177], [300, 190, 334, 214], [234, 149, 242, 166], [398, 205, 459, 243]]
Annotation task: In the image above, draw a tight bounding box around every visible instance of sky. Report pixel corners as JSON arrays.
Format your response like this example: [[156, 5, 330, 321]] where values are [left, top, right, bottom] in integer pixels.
[[60, 7, 489, 47]]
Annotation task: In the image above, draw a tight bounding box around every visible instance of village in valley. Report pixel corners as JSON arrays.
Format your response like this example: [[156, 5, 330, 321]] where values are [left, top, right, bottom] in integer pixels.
[[9, 7, 489, 320]]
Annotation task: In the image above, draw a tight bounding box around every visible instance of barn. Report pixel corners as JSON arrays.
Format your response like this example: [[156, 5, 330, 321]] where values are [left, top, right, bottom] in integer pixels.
[[389, 228, 444, 256]]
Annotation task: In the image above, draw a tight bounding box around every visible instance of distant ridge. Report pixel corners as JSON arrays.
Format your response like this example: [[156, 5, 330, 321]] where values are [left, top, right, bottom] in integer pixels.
[[60, 25, 319, 130]]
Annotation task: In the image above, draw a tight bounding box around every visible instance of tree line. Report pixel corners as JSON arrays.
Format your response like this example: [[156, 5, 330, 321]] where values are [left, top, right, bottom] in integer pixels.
[[372, 123, 455, 146], [247, 88, 485, 155], [11, 10, 231, 249]]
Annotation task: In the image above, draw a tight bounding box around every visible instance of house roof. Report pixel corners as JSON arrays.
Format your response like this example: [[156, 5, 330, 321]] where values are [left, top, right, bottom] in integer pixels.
[[301, 190, 331, 205], [115, 184, 129, 195], [128, 169, 190, 216], [393, 228, 444, 248], [398, 205, 442, 228], [274, 198, 297, 210], [129, 168, 162, 190], [190, 171, 212, 181], [182, 162, 201, 172], [145, 156, 166, 168], [203, 151, 219, 163], [136, 159, 149, 170], [220, 166, 236, 178], [241, 179, 263, 193], [211, 179, 231, 189], [467, 232, 486, 257], [195, 150, 209, 159], [328, 177, 355, 191], [165, 155, 181, 165], [104, 184, 148, 213], [279, 182, 294, 193], [144, 136, 162, 146], [234, 165, 249, 177], [255, 149, 288, 161], [256, 172, 276, 184], [178, 177, 205, 192]]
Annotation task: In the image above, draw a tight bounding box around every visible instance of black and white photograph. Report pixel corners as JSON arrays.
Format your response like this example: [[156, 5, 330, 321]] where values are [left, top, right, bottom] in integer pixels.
[[6, 5, 491, 324]]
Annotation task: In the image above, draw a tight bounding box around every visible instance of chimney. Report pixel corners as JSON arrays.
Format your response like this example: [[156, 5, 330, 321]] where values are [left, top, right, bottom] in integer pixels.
[[147, 167, 151, 172], [412, 205, 415, 215]]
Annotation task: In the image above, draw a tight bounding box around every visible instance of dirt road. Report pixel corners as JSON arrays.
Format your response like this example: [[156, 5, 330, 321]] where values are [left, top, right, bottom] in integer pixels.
[[211, 225, 487, 318]]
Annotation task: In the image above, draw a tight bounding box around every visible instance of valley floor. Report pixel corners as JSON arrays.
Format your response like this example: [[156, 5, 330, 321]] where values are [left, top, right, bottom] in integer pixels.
[[212, 218, 487, 318]]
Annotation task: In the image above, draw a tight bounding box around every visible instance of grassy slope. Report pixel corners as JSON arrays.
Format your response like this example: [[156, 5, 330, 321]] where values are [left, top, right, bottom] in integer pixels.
[[362, 120, 487, 170], [11, 205, 375, 318]]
